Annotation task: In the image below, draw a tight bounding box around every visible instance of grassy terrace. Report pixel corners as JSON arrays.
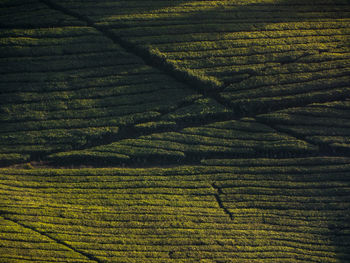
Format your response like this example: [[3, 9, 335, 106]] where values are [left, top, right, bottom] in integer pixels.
[[1, 0, 350, 262]]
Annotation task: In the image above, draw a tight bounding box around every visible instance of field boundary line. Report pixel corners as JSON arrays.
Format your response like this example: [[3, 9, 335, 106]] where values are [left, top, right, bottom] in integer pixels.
[[0, 213, 102, 263], [211, 183, 234, 220]]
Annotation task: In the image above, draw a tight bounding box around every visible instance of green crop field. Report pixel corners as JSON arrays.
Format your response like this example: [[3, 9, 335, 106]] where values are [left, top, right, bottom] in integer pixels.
[[0, 0, 349, 262]]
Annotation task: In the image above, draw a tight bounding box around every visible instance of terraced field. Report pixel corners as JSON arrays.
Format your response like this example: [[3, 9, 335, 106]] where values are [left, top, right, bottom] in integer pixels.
[[1, 158, 350, 262], [0, 0, 349, 262]]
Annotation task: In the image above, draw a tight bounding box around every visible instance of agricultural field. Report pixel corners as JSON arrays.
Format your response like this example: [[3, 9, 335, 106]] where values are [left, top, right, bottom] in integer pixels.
[[1, 158, 350, 262], [0, 0, 350, 262]]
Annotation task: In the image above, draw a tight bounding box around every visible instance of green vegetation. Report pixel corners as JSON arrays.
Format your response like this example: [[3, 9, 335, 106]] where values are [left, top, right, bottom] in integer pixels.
[[1, 0, 349, 262], [1, 158, 350, 262]]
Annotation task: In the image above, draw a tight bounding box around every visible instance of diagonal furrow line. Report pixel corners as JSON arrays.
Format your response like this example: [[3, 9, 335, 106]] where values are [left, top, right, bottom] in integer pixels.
[[0, 213, 102, 263], [38, 0, 233, 111], [211, 183, 234, 220]]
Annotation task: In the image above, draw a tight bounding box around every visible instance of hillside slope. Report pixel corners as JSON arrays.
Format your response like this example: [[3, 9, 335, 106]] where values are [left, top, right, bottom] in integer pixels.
[[0, 0, 349, 262]]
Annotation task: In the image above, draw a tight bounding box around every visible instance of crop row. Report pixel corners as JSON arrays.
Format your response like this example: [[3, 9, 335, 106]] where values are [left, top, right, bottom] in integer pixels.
[[113, 19, 350, 33], [57, 1, 350, 24], [223, 82, 350, 114], [57, 0, 349, 7], [154, 34, 349, 56], [0, 80, 178, 104], [0, 68, 172, 96], [202, 156, 350, 166], [177, 52, 350, 71], [68, 3, 350, 14], [115, 23, 350, 40]]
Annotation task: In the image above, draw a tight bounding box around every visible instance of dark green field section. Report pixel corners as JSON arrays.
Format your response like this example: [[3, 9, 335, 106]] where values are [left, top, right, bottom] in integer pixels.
[[1, 158, 350, 262], [1, 0, 349, 166], [55, 0, 350, 113]]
